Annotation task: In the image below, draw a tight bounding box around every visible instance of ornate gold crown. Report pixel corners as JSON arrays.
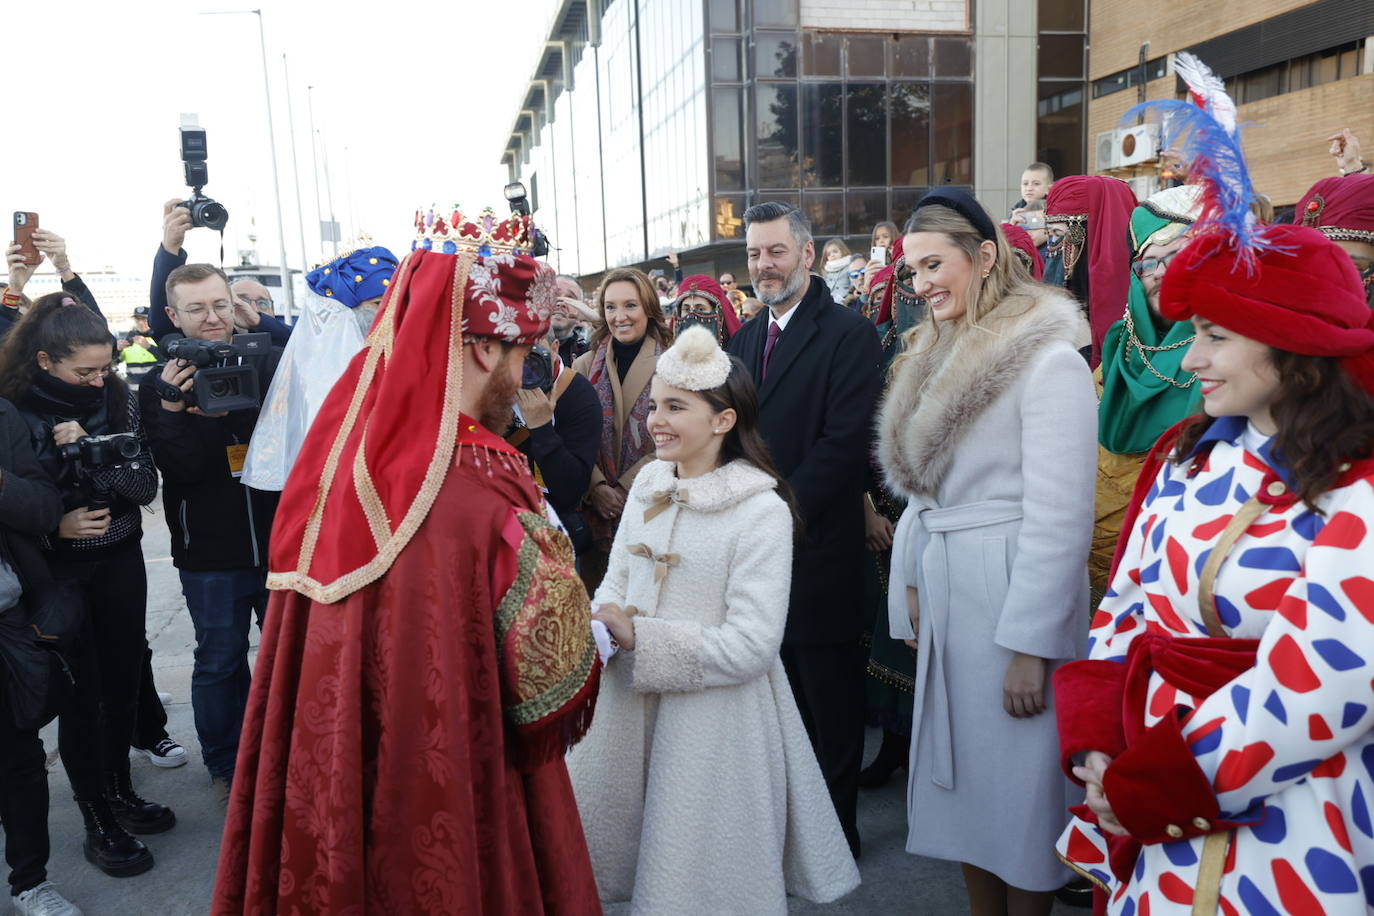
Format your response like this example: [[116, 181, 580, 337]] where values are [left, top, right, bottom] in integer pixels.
[[412, 206, 536, 256]]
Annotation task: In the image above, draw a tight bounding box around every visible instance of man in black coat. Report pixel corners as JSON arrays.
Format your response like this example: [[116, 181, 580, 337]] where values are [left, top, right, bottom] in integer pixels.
[[727, 202, 883, 856]]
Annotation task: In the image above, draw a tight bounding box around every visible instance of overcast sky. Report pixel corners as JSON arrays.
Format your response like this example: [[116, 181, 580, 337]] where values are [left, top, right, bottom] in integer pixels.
[[3, 0, 560, 278]]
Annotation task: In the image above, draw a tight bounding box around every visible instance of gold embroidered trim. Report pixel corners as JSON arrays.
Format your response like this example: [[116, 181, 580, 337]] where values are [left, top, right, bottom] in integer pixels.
[[1055, 849, 1110, 894], [270, 251, 473, 603], [353, 427, 391, 549]]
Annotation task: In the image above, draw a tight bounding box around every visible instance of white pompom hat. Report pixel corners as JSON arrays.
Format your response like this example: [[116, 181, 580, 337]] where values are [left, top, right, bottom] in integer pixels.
[[655, 325, 733, 391]]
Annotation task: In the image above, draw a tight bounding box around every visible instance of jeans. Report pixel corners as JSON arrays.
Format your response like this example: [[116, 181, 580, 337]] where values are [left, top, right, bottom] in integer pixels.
[[53, 538, 148, 800], [0, 702, 48, 896], [179, 568, 267, 781]]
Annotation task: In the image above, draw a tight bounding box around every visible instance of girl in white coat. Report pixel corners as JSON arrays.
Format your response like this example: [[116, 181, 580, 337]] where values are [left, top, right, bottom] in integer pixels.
[[571, 326, 860, 915]]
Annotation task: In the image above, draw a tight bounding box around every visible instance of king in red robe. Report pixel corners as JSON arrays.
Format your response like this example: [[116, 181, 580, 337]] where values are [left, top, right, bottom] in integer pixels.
[[212, 213, 602, 915]]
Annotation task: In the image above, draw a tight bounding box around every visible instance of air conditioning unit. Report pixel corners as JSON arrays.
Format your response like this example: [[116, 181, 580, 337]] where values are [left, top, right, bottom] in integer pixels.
[[1095, 130, 1120, 171], [1128, 175, 1159, 201], [1118, 124, 1158, 166]]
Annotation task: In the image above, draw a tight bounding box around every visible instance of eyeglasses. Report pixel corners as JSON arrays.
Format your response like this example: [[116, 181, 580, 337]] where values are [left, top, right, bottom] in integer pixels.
[[177, 302, 236, 320], [1131, 251, 1181, 277], [238, 296, 273, 311], [62, 364, 112, 384]]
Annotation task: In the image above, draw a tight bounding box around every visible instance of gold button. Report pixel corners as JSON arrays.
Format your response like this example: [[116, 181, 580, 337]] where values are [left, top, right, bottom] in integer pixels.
[[382, 278, 390, 286], [369, 257, 378, 265], [355, 274, 364, 282], [1165, 824, 1184, 839], [1192, 817, 1211, 831], [323, 268, 331, 275], [1266, 481, 1287, 497]]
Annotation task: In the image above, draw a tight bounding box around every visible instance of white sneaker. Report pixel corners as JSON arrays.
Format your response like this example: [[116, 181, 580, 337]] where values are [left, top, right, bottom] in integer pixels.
[[13, 881, 83, 916], [135, 737, 188, 768], [157, 691, 172, 705]]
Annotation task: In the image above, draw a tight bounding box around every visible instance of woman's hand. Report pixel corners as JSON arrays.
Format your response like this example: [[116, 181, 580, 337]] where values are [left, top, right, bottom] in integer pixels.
[[589, 482, 626, 520], [59, 506, 111, 540], [903, 587, 920, 650], [1003, 651, 1048, 718], [592, 603, 636, 650], [5, 243, 39, 293], [31, 229, 71, 274], [860, 258, 882, 294], [51, 421, 89, 447], [864, 498, 894, 551], [1073, 751, 1128, 836], [1329, 128, 1364, 173]]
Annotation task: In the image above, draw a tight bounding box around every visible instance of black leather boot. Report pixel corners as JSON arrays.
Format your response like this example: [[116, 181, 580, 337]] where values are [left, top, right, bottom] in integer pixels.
[[76, 796, 154, 877], [104, 766, 176, 834], [857, 729, 910, 789]]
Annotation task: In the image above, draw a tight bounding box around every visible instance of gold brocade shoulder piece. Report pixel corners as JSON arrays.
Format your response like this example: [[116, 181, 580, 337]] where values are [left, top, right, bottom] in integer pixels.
[[267, 251, 473, 604]]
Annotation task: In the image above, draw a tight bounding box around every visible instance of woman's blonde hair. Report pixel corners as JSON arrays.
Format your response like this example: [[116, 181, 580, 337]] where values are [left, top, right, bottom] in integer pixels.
[[589, 267, 672, 350], [889, 203, 1034, 376], [818, 237, 852, 267]]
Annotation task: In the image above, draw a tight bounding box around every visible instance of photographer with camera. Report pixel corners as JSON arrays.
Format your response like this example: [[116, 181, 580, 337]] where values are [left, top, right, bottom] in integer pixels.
[[0, 294, 172, 880], [138, 263, 281, 797]]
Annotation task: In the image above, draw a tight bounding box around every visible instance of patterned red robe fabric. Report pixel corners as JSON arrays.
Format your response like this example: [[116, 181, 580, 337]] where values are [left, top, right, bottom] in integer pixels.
[[211, 422, 602, 916]]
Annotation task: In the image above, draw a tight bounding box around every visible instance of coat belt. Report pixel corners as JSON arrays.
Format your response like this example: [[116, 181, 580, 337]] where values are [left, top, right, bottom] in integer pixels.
[[912, 499, 1023, 790]]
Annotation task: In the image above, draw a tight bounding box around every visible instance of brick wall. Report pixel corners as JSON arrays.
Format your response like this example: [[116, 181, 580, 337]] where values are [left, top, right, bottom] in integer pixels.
[[1087, 73, 1374, 206], [1089, 0, 1319, 78], [801, 0, 967, 32]]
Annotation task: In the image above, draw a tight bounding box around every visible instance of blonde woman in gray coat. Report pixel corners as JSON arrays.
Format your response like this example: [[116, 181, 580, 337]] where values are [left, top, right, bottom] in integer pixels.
[[877, 190, 1097, 916]]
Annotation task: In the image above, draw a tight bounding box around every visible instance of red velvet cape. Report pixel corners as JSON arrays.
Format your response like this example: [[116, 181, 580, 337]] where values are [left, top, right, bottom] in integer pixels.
[[211, 423, 602, 916]]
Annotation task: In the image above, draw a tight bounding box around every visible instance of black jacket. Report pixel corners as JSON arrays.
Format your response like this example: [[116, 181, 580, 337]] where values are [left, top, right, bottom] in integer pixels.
[[728, 276, 884, 644], [0, 400, 64, 592], [138, 345, 282, 571], [517, 371, 601, 519]]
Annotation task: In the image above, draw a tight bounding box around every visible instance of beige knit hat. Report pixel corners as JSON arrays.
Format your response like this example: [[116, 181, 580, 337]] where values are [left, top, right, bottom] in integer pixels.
[[654, 325, 732, 391]]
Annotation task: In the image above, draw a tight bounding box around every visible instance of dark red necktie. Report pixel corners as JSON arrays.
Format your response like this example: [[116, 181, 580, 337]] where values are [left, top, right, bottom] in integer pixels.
[[762, 320, 783, 381]]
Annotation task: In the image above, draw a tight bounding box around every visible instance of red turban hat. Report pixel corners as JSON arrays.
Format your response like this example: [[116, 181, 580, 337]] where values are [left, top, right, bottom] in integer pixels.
[[1000, 222, 1045, 281], [1160, 223, 1374, 394], [1294, 174, 1374, 244], [673, 274, 742, 342]]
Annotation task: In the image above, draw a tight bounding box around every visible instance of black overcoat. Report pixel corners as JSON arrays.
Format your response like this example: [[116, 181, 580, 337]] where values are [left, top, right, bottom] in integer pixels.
[[728, 276, 883, 644]]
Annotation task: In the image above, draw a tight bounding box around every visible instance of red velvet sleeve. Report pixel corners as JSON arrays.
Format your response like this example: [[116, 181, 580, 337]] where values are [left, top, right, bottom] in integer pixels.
[[1054, 659, 1128, 782], [1103, 710, 1262, 844]]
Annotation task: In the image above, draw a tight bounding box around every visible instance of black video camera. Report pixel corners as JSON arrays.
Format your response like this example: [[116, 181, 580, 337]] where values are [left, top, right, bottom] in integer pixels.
[[522, 346, 555, 393], [60, 433, 144, 511], [176, 127, 229, 231], [162, 332, 270, 413]]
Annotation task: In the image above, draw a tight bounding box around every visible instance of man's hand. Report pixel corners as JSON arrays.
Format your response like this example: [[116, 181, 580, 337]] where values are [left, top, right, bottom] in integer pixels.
[[665, 251, 679, 269], [864, 498, 894, 552], [51, 421, 90, 448], [1328, 128, 1364, 173], [158, 359, 197, 412], [592, 603, 636, 650], [515, 388, 555, 428], [59, 506, 111, 540], [31, 229, 71, 274], [589, 482, 626, 519], [5, 243, 40, 293], [558, 296, 600, 324], [232, 297, 262, 330], [1003, 651, 1048, 718], [860, 258, 883, 294], [162, 198, 193, 254]]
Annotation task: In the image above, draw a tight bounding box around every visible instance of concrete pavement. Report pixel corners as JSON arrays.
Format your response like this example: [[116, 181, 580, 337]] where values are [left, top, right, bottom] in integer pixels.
[[6, 498, 1079, 915]]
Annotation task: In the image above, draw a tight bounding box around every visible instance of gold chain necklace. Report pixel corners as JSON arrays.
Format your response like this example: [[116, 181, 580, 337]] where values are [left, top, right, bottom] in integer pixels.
[[1123, 308, 1197, 390]]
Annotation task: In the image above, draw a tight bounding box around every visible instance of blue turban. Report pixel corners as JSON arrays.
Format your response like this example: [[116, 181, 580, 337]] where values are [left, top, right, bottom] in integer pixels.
[[306, 246, 399, 308]]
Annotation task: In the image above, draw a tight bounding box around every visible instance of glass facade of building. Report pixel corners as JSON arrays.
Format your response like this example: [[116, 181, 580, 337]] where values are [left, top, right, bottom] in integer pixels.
[[1036, 0, 1088, 178], [509, 0, 976, 278]]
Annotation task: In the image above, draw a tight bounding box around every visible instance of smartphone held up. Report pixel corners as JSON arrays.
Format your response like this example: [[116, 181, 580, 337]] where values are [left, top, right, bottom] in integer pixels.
[[12, 212, 40, 266]]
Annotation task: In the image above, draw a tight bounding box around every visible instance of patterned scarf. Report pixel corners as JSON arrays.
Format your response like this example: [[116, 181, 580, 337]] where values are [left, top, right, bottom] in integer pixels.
[[587, 338, 658, 485]]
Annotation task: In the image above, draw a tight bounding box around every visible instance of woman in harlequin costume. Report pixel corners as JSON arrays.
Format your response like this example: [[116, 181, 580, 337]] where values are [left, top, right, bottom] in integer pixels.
[[667, 274, 741, 346], [1055, 57, 1374, 915], [568, 327, 860, 914]]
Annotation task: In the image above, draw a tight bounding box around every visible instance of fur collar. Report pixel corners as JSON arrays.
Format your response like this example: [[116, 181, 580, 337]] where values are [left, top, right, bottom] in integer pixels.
[[878, 284, 1088, 498], [633, 458, 777, 515]]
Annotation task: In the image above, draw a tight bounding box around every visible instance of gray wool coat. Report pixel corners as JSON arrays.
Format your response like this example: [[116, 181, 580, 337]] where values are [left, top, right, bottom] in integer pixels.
[[877, 282, 1098, 891]]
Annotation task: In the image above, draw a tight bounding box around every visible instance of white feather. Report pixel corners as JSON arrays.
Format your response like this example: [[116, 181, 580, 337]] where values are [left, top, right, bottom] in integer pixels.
[[1174, 51, 1237, 136]]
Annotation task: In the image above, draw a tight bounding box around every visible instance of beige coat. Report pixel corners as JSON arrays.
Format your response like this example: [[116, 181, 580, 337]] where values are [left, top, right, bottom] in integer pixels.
[[572, 338, 661, 494]]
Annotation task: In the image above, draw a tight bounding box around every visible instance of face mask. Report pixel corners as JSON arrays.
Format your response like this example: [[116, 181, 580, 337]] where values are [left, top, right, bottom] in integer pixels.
[[1041, 251, 1066, 289]]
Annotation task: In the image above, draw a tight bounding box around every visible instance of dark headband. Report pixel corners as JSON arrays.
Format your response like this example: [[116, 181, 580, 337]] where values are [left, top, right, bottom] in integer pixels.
[[912, 188, 998, 244]]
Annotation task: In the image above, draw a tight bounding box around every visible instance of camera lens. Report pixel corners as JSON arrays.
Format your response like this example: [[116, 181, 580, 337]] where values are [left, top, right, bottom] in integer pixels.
[[194, 199, 229, 232], [117, 437, 141, 459], [209, 378, 234, 398]]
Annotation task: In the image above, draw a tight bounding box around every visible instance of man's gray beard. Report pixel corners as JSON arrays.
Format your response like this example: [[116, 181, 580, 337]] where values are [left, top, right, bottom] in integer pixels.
[[755, 265, 809, 308]]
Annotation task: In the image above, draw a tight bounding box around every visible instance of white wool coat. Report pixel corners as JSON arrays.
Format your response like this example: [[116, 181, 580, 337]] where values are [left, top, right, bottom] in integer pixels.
[[877, 284, 1098, 891], [568, 458, 860, 915]]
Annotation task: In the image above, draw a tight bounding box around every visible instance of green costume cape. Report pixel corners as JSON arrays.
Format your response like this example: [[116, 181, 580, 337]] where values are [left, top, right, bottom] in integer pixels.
[[1097, 206, 1200, 454]]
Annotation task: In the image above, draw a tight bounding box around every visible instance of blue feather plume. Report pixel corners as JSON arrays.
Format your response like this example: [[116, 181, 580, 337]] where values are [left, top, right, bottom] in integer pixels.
[[1124, 97, 1281, 270]]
